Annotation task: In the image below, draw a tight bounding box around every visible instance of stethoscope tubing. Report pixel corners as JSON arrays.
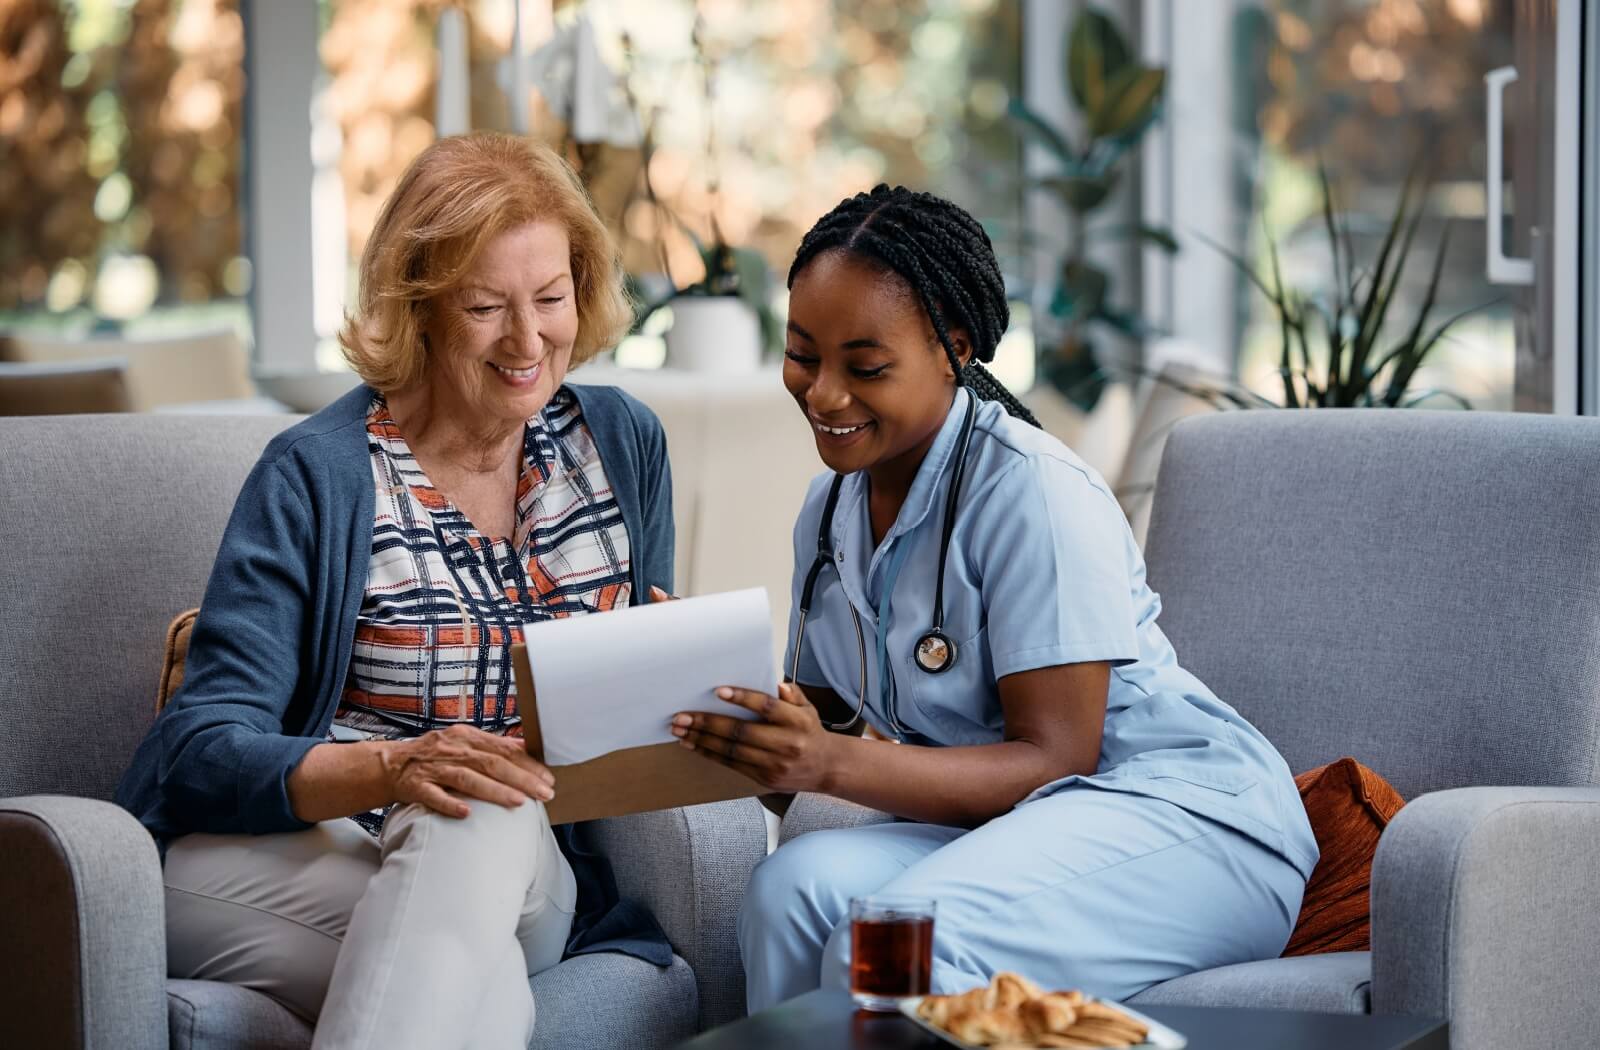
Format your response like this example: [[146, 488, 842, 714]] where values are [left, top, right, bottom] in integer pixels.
[[788, 390, 978, 735]]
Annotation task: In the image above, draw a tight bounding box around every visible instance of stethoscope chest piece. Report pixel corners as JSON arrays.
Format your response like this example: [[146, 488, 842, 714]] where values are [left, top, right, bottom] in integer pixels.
[[914, 629, 957, 674]]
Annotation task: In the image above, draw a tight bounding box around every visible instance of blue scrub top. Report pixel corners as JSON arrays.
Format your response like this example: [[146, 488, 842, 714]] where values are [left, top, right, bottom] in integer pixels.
[[785, 388, 1318, 879]]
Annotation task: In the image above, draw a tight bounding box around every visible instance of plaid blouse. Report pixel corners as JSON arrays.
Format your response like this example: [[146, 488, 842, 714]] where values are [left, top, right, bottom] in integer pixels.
[[335, 389, 632, 831]]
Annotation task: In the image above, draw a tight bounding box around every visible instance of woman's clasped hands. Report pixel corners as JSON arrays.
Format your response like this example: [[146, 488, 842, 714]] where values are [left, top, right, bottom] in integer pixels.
[[672, 683, 842, 793]]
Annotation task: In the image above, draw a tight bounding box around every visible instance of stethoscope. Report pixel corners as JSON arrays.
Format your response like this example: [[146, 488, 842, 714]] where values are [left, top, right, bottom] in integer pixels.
[[787, 390, 977, 734]]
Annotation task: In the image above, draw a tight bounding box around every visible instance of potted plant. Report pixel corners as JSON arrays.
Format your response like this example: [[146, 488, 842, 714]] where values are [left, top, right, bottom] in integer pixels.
[[1008, 5, 1175, 411], [619, 16, 778, 373], [650, 228, 777, 373], [1159, 164, 1490, 411]]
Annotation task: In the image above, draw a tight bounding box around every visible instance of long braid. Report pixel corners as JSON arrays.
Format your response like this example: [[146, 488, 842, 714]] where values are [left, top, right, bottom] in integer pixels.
[[789, 185, 1041, 428]]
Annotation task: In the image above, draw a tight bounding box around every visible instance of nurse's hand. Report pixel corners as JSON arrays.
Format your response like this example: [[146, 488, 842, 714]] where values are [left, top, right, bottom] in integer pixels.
[[671, 683, 838, 793]]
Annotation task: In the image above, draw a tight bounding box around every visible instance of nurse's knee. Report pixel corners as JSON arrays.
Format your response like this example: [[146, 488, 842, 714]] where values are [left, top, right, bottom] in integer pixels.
[[739, 831, 857, 940]]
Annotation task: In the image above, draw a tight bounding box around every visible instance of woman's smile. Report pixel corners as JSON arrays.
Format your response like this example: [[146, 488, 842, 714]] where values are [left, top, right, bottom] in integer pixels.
[[488, 360, 543, 387]]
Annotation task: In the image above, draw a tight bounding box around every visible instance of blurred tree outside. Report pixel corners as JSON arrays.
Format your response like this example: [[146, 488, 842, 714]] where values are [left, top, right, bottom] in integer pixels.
[[0, 0, 247, 332], [311, 0, 1021, 310]]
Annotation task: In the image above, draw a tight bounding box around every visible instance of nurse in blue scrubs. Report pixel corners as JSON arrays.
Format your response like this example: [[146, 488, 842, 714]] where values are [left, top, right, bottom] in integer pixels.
[[670, 185, 1318, 1012]]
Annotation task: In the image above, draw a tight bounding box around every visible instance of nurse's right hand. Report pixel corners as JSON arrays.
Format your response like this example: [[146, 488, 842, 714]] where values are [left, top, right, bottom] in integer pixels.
[[379, 725, 556, 818]]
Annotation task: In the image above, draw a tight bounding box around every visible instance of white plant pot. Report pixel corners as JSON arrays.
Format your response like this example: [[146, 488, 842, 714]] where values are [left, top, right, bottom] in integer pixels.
[[663, 295, 763, 373]]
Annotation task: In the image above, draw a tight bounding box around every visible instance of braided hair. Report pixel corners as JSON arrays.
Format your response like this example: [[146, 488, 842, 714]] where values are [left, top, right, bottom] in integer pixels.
[[788, 184, 1041, 427]]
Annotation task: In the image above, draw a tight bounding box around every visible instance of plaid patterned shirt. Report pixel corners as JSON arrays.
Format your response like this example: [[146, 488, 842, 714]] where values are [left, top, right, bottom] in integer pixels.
[[335, 389, 631, 831]]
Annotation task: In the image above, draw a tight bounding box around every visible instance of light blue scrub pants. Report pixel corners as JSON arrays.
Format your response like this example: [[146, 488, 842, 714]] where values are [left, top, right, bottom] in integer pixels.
[[738, 788, 1305, 1013]]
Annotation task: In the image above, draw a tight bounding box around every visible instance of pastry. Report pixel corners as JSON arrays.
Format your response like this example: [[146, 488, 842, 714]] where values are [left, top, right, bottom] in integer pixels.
[[914, 972, 1151, 1048]]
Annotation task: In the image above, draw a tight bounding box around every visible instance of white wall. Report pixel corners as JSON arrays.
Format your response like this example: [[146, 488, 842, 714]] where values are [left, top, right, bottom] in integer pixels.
[[243, 0, 319, 372]]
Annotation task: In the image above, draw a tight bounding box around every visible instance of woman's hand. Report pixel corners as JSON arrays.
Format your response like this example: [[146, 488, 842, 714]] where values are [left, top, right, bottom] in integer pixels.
[[671, 682, 842, 793], [379, 725, 555, 819]]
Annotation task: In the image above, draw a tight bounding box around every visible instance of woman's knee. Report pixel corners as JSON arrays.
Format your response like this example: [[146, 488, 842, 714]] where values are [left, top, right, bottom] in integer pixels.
[[383, 797, 552, 867]]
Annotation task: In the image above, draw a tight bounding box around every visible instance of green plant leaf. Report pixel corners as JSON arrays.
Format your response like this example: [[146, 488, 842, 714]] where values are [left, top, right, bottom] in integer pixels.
[[1068, 7, 1132, 113], [1056, 259, 1110, 321], [1195, 229, 1280, 306], [1259, 222, 1304, 407], [1090, 66, 1166, 140], [1041, 338, 1108, 412], [1037, 172, 1120, 213], [1091, 222, 1179, 252], [1346, 166, 1425, 399], [1317, 163, 1348, 305], [1382, 297, 1494, 406], [1400, 388, 1473, 409], [1377, 222, 1452, 401], [1006, 99, 1076, 163], [1098, 305, 1156, 339]]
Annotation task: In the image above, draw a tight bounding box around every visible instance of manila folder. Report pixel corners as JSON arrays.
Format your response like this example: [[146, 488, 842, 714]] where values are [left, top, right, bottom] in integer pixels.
[[512, 642, 765, 825]]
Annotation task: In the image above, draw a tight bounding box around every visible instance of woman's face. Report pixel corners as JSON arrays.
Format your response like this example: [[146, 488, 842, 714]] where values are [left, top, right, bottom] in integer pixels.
[[783, 250, 966, 478], [420, 220, 579, 427]]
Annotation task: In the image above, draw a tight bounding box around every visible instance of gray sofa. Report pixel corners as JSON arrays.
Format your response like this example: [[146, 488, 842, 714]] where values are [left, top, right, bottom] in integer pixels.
[[6, 406, 1600, 1050], [784, 408, 1600, 1049], [0, 413, 770, 1050]]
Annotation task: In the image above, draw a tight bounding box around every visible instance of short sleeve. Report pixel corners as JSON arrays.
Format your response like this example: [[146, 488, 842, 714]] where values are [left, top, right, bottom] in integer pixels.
[[976, 455, 1139, 678]]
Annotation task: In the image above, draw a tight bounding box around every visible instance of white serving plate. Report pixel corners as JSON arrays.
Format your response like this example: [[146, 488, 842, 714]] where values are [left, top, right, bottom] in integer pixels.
[[897, 995, 1187, 1050]]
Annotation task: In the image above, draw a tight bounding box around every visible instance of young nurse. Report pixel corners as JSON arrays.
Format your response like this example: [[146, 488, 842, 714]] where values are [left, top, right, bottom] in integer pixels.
[[670, 185, 1318, 1011]]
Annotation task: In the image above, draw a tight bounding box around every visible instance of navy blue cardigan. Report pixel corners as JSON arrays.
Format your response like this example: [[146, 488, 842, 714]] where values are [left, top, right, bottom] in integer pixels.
[[115, 382, 675, 965]]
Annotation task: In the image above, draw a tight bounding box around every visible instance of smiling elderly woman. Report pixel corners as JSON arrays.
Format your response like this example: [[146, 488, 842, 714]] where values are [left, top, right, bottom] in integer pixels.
[[114, 133, 675, 1049]]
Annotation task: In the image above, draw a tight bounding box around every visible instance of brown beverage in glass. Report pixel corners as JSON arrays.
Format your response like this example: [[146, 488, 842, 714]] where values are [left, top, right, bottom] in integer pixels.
[[849, 897, 936, 1011]]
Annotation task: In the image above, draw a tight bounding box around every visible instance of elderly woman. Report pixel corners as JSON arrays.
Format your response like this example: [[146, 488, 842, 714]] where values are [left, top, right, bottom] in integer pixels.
[[114, 133, 674, 1049]]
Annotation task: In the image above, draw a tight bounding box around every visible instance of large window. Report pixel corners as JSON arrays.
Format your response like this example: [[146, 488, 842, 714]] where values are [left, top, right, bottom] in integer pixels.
[[308, 0, 1024, 369], [1147, 0, 1547, 414], [0, 0, 249, 340]]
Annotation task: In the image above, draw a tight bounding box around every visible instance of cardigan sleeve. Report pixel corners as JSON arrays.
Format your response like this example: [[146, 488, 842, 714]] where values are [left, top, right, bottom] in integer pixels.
[[638, 398, 676, 596], [153, 455, 324, 836]]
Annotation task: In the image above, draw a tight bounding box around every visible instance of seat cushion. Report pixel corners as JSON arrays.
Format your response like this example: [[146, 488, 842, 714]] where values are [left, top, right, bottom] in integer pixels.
[[1127, 951, 1372, 1015], [530, 952, 698, 1049], [166, 953, 699, 1050], [167, 979, 311, 1050]]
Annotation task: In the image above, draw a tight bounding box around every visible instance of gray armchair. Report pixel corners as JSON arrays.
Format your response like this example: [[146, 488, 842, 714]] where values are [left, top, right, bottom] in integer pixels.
[[784, 409, 1600, 1049], [0, 414, 770, 1050]]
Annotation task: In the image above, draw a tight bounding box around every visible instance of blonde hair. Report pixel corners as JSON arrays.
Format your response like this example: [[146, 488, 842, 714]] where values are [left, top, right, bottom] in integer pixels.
[[339, 133, 632, 393]]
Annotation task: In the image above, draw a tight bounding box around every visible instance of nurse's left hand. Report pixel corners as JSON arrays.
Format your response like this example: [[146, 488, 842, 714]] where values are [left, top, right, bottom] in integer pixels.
[[670, 683, 838, 793]]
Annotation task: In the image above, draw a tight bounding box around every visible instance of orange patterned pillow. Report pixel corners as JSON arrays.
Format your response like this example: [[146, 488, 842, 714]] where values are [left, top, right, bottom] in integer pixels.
[[1282, 757, 1406, 956], [156, 608, 200, 712]]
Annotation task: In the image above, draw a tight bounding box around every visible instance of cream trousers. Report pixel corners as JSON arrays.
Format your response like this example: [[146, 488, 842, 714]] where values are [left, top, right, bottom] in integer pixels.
[[164, 799, 577, 1050]]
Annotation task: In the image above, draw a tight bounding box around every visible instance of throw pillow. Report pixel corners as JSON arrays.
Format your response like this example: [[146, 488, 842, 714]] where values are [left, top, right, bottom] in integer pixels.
[[156, 608, 200, 712], [1283, 757, 1406, 956]]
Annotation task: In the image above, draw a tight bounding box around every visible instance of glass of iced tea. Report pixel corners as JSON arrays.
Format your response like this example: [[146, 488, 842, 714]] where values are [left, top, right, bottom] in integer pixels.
[[849, 896, 936, 1011]]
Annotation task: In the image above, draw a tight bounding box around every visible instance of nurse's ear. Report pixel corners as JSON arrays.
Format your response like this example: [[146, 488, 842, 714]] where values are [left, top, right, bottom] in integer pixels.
[[933, 324, 975, 380]]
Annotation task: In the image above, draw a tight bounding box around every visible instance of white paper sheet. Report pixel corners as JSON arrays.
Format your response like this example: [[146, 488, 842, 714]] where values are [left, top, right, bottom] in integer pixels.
[[523, 588, 775, 767]]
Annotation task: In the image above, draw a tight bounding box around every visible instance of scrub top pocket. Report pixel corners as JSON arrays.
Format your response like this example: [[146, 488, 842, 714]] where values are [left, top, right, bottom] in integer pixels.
[[905, 622, 1005, 745]]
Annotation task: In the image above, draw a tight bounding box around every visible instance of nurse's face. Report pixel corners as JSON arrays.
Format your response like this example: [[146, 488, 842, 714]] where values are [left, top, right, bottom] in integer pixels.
[[783, 250, 968, 478]]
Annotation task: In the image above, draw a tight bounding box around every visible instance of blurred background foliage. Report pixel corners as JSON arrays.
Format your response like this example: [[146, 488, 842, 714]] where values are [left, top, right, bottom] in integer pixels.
[[0, 0, 1518, 413], [0, 0, 246, 327]]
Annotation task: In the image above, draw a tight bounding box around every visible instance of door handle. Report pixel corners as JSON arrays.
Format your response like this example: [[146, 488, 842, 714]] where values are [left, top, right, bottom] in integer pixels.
[[1484, 66, 1534, 285]]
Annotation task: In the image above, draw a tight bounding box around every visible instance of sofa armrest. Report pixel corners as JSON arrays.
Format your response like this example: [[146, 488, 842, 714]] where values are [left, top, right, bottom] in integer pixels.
[[586, 798, 769, 1030], [778, 791, 894, 848], [0, 795, 167, 1050], [1370, 786, 1600, 1049]]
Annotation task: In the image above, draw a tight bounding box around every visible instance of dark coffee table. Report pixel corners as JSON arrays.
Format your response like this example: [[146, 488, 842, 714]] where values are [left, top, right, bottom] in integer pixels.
[[672, 990, 1448, 1050]]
